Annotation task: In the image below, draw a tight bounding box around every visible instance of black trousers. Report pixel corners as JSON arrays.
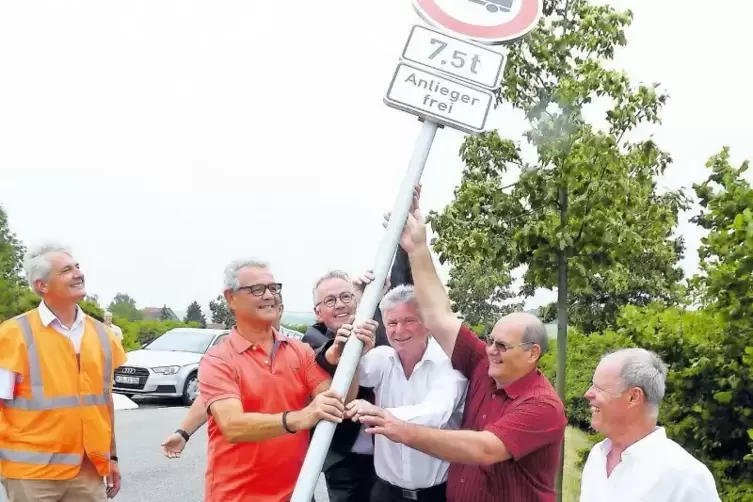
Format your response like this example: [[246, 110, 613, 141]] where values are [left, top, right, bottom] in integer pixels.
[[324, 453, 376, 502], [370, 478, 447, 502]]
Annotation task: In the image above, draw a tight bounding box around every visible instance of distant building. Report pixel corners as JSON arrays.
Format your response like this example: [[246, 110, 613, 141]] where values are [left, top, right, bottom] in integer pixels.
[[142, 307, 179, 322]]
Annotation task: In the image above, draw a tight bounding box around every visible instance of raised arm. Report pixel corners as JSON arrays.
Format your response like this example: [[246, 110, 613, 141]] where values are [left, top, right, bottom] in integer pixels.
[[390, 187, 461, 358]]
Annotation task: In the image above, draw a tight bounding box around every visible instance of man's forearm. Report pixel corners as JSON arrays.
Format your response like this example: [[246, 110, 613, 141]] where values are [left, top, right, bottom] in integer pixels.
[[408, 245, 453, 320], [180, 396, 208, 435], [219, 408, 312, 443], [402, 424, 499, 465]]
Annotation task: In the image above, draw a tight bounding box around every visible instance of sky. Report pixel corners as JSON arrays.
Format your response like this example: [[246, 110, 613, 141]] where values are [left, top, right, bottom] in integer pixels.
[[0, 0, 750, 318]]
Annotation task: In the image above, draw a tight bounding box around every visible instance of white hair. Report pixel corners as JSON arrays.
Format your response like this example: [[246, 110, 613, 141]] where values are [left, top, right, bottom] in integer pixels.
[[23, 242, 73, 296], [223, 259, 269, 291], [604, 348, 668, 417], [104, 311, 113, 317], [379, 284, 417, 313], [312, 270, 351, 303]]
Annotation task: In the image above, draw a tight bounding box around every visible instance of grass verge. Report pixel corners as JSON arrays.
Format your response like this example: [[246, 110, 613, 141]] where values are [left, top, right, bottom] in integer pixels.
[[562, 426, 593, 502]]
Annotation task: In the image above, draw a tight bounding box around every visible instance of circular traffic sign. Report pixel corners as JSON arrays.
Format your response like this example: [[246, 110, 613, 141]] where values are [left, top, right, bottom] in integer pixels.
[[412, 0, 543, 45]]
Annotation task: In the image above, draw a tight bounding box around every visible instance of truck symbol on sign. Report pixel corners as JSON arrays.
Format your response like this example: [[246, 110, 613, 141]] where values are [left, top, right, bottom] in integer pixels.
[[468, 0, 514, 13]]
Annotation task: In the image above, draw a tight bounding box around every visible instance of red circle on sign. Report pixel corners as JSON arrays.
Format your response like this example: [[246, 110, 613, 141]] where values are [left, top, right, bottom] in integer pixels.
[[413, 0, 542, 44]]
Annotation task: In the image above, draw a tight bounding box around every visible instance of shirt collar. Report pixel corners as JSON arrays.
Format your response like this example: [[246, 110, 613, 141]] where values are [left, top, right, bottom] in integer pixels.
[[600, 427, 666, 457], [228, 326, 288, 354], [498, 367, 542, 399], [38, 301, 85, 329], [387, 336, 447, 366]]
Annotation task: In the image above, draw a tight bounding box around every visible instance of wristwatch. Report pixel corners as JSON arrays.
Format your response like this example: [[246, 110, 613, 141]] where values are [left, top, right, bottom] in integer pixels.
[[176, 429, 191, 442]]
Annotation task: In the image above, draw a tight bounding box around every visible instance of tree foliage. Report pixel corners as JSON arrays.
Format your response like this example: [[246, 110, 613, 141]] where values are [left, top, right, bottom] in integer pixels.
[[209, 295, 234, 328], [184, 300, 207, 328], [107, 293, 143, 321], [446, 260, 521, 333], [428, 0, 686, 334]]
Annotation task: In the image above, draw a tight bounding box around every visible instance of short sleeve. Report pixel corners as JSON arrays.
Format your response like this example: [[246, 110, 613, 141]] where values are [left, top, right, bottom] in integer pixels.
[[358, 347, 391, 388], [485, 397, 566, 460], [301, 343, 331, 395], [450, 325, 487, 379], [0, 321, 25, 374], [199, 353, 241, 413]]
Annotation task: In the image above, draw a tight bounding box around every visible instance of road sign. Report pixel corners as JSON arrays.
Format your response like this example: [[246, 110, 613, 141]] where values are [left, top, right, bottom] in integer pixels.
[[384, 62, 494, 134], [412, 0, 544, 45], [402, 25, 506, 90]]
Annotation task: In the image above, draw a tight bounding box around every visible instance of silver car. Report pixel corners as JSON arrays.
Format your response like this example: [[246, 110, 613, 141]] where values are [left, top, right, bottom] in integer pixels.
[[113, 327, 229, 405]]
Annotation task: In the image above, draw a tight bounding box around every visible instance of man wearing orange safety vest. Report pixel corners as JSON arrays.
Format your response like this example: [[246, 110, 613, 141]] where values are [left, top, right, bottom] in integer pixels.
[[0, 243, 127, 501]]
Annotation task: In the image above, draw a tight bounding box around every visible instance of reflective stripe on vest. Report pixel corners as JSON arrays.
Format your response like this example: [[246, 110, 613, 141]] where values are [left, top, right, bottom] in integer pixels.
[[0, 449, 82, 466], [3, 313, 113, 411]]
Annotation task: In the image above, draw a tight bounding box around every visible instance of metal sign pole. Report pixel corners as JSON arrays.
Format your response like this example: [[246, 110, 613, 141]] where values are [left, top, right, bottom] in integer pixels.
[[290, 119, 439, 502]]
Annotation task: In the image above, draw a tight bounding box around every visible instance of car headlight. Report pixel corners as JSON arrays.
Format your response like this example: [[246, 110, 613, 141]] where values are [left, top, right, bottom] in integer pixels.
[[151, 366, 180, 375]]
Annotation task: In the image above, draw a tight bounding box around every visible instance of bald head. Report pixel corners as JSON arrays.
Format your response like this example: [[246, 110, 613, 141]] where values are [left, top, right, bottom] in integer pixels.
[[494, 312, 549, 358]]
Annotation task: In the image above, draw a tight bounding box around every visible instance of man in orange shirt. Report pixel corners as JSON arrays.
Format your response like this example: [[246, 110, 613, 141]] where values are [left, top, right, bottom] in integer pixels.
[[0, 242, 126, 502], [198, 259, 376, 502]]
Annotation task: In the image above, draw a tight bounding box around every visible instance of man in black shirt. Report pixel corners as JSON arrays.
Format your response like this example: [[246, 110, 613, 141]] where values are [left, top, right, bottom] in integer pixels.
[[303, 248, 413, 502]]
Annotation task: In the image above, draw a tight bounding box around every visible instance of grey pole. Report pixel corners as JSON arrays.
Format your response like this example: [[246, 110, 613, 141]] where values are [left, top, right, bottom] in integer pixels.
[[554, 185, 569, 502], [290, 119, 439, 502]]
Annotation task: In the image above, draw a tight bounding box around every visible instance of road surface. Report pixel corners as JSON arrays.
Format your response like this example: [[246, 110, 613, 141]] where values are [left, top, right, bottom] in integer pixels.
[[0, 399, 329, 502]]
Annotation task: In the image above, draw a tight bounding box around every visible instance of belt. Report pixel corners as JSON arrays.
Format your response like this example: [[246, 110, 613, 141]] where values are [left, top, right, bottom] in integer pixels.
[[375, 477, 447, 501]]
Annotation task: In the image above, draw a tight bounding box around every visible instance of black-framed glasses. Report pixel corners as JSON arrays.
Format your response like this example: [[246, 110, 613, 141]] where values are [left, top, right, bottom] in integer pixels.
[[236, 283, 282, 297], [485, 335, 533, 353], [316, 292, 354, 308]]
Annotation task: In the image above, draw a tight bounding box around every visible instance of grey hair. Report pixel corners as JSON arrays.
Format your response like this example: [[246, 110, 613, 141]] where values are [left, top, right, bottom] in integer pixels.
[[379, 284, 417, 313], [606, 348, 668, 416], [312, 270, 351, 303], [522, 318, 549, 357], [23, 242, 73, 296], [104, 311, 113, 317], [223, 259, 269, 291]]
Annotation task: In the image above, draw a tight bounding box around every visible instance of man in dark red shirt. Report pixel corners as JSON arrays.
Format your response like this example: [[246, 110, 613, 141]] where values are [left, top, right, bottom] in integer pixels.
[[359, 187, 567, 502]]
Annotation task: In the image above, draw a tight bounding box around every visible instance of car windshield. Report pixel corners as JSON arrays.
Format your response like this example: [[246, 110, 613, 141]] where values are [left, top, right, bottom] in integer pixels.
[[145, 331, 216, 354]]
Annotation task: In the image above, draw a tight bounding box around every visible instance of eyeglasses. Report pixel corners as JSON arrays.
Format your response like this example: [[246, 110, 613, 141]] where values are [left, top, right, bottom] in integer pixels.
[[316, 292, 355, 308], [236, 283, 282, 296], [485, 336, 533, 353]]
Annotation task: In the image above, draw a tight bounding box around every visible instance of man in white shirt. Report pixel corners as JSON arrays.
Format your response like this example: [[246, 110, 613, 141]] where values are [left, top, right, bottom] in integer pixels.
[[103, 311, 123, 340], [579, 348, 721, 502], [323, 284, 468, 502]]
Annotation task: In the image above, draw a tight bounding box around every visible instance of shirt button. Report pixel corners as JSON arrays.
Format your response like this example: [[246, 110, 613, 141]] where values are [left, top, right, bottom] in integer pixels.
[[264, 360, 269, 365], [482, 414, 487, 419], [460, 478, 465, 484]]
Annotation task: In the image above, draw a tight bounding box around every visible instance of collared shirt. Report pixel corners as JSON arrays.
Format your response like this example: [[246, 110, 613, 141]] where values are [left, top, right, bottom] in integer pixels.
[[580, 427, 721, 502], [359, 337, 467, 489], [0, 302, 86, 400], [447, 325, 567, 502], [198, 327, 331, 502], [279, 325, 304, 340]]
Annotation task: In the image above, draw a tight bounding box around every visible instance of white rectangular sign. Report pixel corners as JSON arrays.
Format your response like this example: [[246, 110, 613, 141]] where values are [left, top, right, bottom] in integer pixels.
[[385, 62, 494, 134], [401, 25, 506, 90]]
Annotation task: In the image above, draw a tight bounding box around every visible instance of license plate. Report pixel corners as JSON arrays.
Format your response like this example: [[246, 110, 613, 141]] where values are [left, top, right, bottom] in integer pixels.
[[115, 376, 140, 384]]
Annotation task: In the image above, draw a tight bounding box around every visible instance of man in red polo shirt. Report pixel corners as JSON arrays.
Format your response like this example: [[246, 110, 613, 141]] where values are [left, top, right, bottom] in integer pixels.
[[359, 188, 567, 502], [198, 259, 376, 502]]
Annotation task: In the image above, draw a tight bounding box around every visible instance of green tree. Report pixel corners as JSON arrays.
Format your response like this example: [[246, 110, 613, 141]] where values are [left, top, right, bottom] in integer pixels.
[[209, 295, 234, 328], [159, 304, 172, 321], [427, 0, 687, 335], [108, 293, 143, 321], [79, 297, 104, 321], [184, 301, 207, 328], [445, 260, 521, 334], [0, 205, 37, 322]]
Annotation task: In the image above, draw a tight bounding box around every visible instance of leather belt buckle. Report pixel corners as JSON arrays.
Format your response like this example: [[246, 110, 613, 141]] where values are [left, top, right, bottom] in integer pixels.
[[401, 488, 419, 500]]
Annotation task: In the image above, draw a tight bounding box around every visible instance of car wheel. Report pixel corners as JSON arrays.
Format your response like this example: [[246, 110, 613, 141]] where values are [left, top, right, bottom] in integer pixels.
[[182, 372, 199, 406]]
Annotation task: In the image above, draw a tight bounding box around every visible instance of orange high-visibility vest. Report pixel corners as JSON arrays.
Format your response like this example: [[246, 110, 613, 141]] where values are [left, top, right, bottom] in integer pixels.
[[0, 309, 123, 480]]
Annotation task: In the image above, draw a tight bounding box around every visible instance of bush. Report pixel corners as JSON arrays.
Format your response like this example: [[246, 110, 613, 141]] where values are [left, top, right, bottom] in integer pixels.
[[617, 304, 753, 498]]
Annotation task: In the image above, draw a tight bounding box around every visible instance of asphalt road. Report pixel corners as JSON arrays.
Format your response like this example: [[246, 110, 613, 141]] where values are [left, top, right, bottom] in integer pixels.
[[0, 398, 329, 502]]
